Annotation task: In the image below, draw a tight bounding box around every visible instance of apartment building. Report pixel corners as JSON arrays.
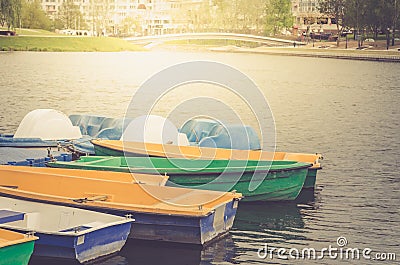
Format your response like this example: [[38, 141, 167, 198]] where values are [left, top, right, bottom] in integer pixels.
[[291, 0, 338, 33], [40, 0, 204, 35]]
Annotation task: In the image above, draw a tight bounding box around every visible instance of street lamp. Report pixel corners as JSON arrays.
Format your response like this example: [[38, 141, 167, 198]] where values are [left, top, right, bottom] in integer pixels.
[[393, 0, 397, 46], [386, 27, 390, 50]]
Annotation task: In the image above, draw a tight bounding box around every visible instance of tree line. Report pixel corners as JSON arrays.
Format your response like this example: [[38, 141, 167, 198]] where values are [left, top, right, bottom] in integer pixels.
[[1, 0, 294, 36], [319, 0, 399, 46], [3, 0, 397, 44], [0, 0, 85, 31], [189, 0, 293, 35]]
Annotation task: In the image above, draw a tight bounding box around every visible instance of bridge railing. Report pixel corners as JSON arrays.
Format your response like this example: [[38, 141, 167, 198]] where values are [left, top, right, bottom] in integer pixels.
[[124, 32, 305, 46]]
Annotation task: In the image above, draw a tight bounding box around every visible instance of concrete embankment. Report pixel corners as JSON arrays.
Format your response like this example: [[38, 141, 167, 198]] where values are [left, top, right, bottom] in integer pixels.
[[209, 46, 400, 63]]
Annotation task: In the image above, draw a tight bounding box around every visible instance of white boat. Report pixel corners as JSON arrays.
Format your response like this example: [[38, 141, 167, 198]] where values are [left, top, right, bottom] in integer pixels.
[[0, 197, 133, 263]]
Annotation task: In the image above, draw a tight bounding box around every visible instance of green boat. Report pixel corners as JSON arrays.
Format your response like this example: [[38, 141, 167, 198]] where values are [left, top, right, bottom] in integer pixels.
[[91, 140, 322, 189], [0, 228, 37, 265], [48, 156, 312, 202]]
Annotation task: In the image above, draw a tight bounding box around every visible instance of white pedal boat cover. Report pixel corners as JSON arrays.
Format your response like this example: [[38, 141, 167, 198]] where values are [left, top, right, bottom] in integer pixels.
[[14, 109, 82, 140], [121, 115, 189, 146]]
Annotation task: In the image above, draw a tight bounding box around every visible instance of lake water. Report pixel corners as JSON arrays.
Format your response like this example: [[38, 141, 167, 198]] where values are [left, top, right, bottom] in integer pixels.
[[0, 50, 399, 264]]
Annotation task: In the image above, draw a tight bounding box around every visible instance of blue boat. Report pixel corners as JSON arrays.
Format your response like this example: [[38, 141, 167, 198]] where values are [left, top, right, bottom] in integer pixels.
[[180, 118, 261, 150], [0, 134, 60, 148], [68, 114, 131, 155], [0, 147, 72, 167], [0, 196, 133, 263]]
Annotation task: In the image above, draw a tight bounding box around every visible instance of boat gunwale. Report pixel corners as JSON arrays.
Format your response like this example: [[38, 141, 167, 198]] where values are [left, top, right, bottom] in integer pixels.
[[49, 161, 312, 175], [0, 186, 238, 218], [0, 229, 37, 248], [50, 156, 313, 174], [91, 140, 322, 169], [0, 167, 242, 211], [1, 166, 167, 186], [0, 218, 134, 237]]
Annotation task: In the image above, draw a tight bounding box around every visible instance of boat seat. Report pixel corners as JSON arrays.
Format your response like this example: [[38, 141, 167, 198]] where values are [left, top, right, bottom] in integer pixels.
[[180, 118, 219, 143], [59, 221, 104, 232], [69, 115, 134, 154], [96, 118, 127, 140], [0, 210, 25, 224], [69, 115, 131, 140], [199, 125, 261, 150], [68, 114, 82, 126], [25, 212, 40, 229]]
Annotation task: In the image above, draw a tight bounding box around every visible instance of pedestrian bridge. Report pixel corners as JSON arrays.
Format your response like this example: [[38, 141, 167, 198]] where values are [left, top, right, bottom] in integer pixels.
[[124, 33, 304, 47]]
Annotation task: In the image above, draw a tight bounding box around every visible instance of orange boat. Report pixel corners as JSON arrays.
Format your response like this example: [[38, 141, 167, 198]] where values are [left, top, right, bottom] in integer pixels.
[[0, 165, 241, 245], [0, 164, 169, 186]]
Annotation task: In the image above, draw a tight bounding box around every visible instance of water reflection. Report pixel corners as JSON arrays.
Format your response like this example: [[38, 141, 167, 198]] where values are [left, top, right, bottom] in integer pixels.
[[295, 188, 319, 205], [234, 202, 304, 234], [120, 240, 201, 265], [201, 235, 236, 264], [29, 240, 203, 265], [227, 197, 311, 264]]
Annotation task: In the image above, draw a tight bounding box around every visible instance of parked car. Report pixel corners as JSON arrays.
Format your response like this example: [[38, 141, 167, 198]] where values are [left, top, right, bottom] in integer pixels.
[[0, 30, 16, 36]]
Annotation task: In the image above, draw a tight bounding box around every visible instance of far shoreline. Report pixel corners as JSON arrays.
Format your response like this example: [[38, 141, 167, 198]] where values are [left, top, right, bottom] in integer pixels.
[[1, 34, 399, 62], [150, 40, 400, 63]]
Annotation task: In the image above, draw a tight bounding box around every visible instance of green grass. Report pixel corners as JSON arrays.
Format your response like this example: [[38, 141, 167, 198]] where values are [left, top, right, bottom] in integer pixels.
[[0, 27, 60, 36], [0, 36, 145, 52]]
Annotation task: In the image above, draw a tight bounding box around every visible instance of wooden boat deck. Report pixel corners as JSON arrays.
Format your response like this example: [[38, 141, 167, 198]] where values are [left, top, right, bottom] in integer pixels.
[[0, 229, 37, 248]]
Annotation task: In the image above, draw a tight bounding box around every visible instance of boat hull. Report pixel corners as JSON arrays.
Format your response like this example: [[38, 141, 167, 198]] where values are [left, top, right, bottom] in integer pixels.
[[20, 222, 131, 263], [303, 168, 319, 189], [169, 169, 308, 202], [0, 229, 36, 265], [106, 199, 238, 245], [93, 143, 143, 157], [0, 241, 35, 265]]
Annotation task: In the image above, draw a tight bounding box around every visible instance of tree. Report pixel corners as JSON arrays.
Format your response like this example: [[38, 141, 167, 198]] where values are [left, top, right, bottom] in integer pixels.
[[204, 0, 270, 34], [318, 0, 346, 46], [0, 0, 22, 30], [344, 0, 368, 47], [58, 0, 83, 30], [191, 1, 213, 32], [264, 0, 293, 36], [344, 0, 399, 47], [120, 16, 140, 36], [391, 0, 399, 45], [21, 0, 51, 30]]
